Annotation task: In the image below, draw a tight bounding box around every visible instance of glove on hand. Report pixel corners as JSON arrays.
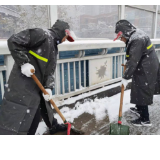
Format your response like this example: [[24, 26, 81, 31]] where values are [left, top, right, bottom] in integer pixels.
[[120, 78, 128, 90], [43, 89, 52, 101], [21, 63, 35, 77]]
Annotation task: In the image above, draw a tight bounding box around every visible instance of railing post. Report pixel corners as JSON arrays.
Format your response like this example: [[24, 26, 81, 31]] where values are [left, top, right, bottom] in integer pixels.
[[79, 61, 81, 89], [62, 63, 65, 94], [114, 56, 117, 78], [68, 62, 70, 93], [84, 60, 86, 87], [0, 71, 4, 98], [73, 61, 76, 91]]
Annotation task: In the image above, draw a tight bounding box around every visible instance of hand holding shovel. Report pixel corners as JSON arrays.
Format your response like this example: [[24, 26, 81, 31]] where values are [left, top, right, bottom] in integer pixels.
[[30, 69, 84, 135], [110, 64, 129, 135]]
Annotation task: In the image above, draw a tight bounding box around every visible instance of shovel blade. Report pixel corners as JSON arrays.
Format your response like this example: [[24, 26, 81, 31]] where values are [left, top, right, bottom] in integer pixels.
[[110, 123, 129, 135]]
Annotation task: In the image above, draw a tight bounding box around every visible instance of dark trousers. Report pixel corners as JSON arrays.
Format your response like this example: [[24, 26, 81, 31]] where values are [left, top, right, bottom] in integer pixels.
[[136, 105, 149, 121], [27, 95, 57, 135]]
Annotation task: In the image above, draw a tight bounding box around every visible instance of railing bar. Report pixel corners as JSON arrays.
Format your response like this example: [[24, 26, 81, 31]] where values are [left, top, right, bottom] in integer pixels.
[[73, 62, 76, 91], [118, 56, 121, 77], [55, 65, 58, 95], [84, 60, 86, 87], [62, 63, 65, 94], [57, 52, 126, 64], [0, 72, 4, 98], [114, 56, 116, 79], [120, 56, 121, 77], [79, 61, 81, 89], [117, 56, 119, 77], [123, 55, 126, 75], [120, 55, 122, 77], [68, 62, 70, 93]]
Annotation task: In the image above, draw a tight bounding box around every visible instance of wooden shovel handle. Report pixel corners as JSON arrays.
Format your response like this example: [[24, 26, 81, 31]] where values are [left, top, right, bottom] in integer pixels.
[[30, 69, 66, 123], [119, 64, 126, 118]]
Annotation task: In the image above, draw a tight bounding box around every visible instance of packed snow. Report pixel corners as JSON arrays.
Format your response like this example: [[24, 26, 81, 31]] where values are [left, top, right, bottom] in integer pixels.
[[36, 90, 160, 135], [36, 88, 134, 135]]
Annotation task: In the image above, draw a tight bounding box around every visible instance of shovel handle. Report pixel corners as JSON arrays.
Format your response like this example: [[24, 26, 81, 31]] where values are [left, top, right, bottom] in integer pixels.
[[119, 64, 126, 119], [30, 69, 66, 123]]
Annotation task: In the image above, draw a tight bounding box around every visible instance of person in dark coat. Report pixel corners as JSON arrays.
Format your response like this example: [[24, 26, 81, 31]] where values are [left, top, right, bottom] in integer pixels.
[[0, 19, 75, 135], [114, 19, 159, 126]]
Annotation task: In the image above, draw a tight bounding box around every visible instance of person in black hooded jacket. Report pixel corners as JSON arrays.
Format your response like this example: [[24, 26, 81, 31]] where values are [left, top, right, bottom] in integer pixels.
[[114, 20, 159, 127], [0, 19, 75, 135]]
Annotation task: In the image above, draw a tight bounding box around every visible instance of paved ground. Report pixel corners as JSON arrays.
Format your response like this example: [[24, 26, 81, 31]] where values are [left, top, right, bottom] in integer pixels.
[[44, 95, 160, 135], [76, 95, 160, 135]]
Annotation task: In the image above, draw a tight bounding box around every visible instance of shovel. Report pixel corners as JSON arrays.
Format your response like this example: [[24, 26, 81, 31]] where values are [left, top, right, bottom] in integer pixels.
[[31, 69, 84, 135], [110, 64, 129, 135]]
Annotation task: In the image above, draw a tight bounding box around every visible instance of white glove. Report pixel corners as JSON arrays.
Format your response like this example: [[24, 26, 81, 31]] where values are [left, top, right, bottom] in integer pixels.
[[21, 63, 35, 77], [120, 78, 128, 89], [43, 89, 52, 101]]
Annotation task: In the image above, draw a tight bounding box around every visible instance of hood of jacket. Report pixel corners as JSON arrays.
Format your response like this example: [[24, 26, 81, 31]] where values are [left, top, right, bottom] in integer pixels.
[[50, 19, 70, 43], [115, 19, 136, 40]]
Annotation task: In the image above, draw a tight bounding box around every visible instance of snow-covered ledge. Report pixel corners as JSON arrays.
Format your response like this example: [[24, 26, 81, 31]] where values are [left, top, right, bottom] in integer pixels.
[[1, 39, 160, 80], [0, 40, 10, 55], [1, 39, 160, 53]]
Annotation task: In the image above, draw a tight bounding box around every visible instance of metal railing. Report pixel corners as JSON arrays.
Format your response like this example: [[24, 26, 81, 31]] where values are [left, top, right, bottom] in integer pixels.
[[0, 39, 160, 101], [54, 52, 126, 99]]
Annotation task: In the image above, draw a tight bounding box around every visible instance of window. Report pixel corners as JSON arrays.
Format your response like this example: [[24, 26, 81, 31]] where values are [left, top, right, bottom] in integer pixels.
[[0, 5, 50, 39], [58, 5, 119, 39], [125, 6, 154, 38], [129, 5, 156, 11]]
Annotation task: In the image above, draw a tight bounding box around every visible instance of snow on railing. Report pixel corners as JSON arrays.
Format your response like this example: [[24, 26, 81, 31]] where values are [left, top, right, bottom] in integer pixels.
[[0, 39, 160, 101]]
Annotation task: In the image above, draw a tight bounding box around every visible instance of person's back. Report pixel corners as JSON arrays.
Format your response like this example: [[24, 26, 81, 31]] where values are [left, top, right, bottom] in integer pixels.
[[126, 28, 159, 102], [0, 20, 75, 135], [114, 19, 159, 126]]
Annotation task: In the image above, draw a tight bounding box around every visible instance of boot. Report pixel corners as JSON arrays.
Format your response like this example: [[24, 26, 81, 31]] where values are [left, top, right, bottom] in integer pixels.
[[49, 124, 67, 134], [49, 118, 67, 135]]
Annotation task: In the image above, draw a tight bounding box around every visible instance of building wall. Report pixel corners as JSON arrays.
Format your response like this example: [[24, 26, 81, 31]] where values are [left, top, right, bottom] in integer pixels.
[[0, 5, 50, 39]]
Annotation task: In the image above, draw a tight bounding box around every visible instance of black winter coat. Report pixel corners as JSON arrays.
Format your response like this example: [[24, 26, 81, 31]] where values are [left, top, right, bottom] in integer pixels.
[[0, 20, 71, 135], [115, 20, 159, 105], [154, 64, 160, 95], [0, 28, 59, 134]]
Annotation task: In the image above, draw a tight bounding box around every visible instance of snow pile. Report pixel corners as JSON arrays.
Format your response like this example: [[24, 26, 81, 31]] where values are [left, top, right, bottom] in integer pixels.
[[54, 90, 133, 124], [35, 121, 48, 135], [54, 80, 131, 107], [36, 89, 134, 135]]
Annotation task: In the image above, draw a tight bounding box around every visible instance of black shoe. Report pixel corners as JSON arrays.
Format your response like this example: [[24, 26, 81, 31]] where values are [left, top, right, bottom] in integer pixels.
[[49, 124, 67, 135], [141, 120, 152, 127], [131, 118, 142, 127], [130, 107, 141, 117], [131, 118, 152, 127]]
